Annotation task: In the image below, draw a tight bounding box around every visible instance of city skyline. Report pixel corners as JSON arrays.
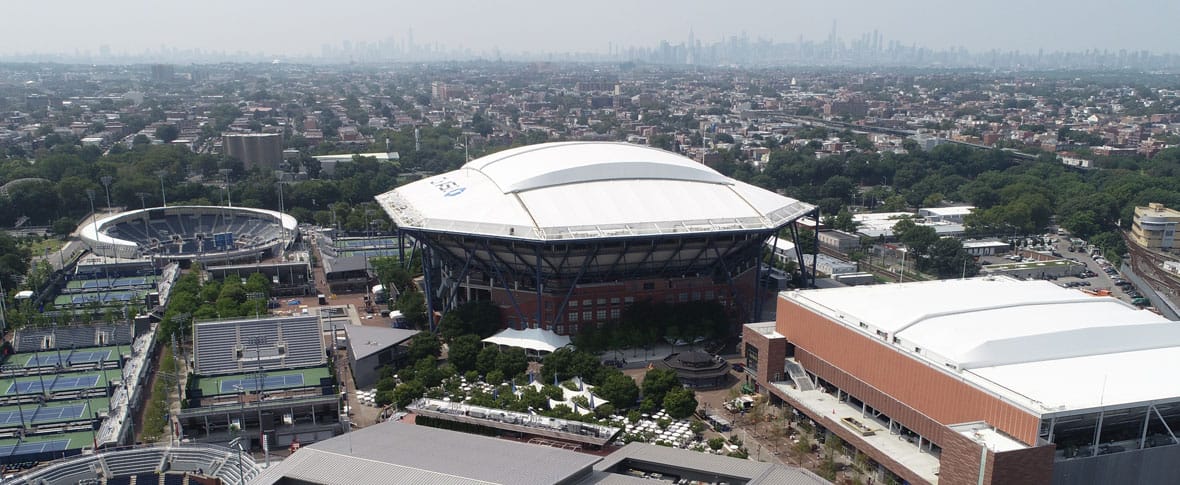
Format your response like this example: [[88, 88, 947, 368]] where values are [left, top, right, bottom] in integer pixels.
[[2, 0, 1179, 63]]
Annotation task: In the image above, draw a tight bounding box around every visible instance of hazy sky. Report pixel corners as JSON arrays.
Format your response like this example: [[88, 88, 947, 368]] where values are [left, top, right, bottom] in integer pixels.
[[3, 0, 1177, 57]]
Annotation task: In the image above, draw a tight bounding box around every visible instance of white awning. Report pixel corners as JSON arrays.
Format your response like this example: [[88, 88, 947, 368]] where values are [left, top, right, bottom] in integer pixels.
[[483, 328, 571, 353]]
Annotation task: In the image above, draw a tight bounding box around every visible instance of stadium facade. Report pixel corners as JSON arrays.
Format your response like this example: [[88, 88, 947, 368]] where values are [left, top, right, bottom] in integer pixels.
[[743, 276, 1180, 485], [376, 142, 816, 335], [78, 205, 297, 264]]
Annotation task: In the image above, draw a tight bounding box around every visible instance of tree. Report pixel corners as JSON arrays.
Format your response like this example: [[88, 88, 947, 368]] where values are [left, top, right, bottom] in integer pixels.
[[407, 332, 441, 361], [663, 387, 699, 419], [447, 334, 482, 373], [894, 218, 939, 259], [391, 380, 425, 408], [927, 238, 978, 277], [396, 291, 428, 329], [596, 370, 640, 409], [641, 368, 681, 404], [495, 347, 529, 378], [50, 216, 76, 236], [439, 300, 503, 341], [155, 125, 179, 143], [476, 345, 500, 376]]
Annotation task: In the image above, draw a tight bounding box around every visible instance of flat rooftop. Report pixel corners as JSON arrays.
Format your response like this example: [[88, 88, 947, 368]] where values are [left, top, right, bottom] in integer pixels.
[[251, 420, 601, 485], [781, 277, 1180, 417]]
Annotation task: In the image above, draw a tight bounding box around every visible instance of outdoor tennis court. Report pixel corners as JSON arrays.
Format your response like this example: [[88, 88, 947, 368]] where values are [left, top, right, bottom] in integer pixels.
[[0, 409, 32, 426], [337, 249, 401, 258], [7, 375, 100, 395], [26, 350, 112, 367], [335, 237, 399, 249], [219, 374, 305, 393], [56, 290, 142, 306], [66, 276, 155, 291], [0, 403, 87, 426], [0, 438, 71, 456]]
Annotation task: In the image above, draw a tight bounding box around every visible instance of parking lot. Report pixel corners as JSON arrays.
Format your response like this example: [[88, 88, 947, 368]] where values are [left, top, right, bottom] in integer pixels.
[[980, 233, 1143, 306]]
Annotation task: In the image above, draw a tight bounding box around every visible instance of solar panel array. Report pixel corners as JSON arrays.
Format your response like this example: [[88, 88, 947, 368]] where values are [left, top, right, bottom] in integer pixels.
[[14, 324, 133, 353], [193, 315, 325, 376]]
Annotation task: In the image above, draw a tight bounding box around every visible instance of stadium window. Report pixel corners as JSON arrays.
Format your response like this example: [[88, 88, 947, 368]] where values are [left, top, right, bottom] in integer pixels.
[[643, 282, 655, 290], [624, 297, 635, 304], [678, 293, 689, 303], [555, 325, 565, 334], [597, 298, 606, 305], [582, 299, 592, 306], [568, 312, 578, 322], [570, 324, 579, 334], [570, 300, 578, 307], [582, 311, 592, 321], [596, 310, 607, 320], [610, 297, 620, 305], [610, 308, 620, 319]]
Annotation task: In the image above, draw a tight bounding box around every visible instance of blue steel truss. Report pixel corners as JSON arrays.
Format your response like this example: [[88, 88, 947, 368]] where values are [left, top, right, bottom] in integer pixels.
[[401, 206, 818, 332]]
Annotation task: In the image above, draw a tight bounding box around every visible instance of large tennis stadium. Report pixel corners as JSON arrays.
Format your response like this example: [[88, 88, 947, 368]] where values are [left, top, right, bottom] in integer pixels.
[[78, 205, 298, 264], [376, 142, 817, 336]]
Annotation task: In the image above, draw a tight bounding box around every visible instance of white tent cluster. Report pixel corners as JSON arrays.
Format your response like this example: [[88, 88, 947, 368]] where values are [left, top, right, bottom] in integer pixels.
[[528, 376, 607, 416], [611, 411, 701, 450]]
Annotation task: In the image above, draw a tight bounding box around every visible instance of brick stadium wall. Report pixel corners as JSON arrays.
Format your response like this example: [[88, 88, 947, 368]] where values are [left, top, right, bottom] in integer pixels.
[[740, 325, 786, 384], [990, 442, 1055, 485], [776, 297, 1043, 445]]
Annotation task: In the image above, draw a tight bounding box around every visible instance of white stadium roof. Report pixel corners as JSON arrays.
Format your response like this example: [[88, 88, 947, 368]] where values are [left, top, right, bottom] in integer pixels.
[[783, 277, 1180, 417], [376, 142, 814, 241]]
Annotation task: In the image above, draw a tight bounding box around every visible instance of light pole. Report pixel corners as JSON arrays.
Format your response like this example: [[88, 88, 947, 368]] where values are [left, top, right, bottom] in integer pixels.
[[100, 175, 114, 210], [276, 182, 286, 245], [136, 192, 150, 211], [1, 365, 28, 435], [87, 189, 99, 253], [156, 170, 169, 207], [220, 169, 233, 208]]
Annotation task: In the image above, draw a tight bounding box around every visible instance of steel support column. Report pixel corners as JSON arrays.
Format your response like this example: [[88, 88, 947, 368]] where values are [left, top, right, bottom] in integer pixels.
[[421, 245, 436, 333], [1091, 410, 1105, 457], [552, 245, 601, 327], [480, 239, 529, 327], [1152, 405, 1179, 444], [535, 244, 544, 328], [1140, 405, 1152, 449]]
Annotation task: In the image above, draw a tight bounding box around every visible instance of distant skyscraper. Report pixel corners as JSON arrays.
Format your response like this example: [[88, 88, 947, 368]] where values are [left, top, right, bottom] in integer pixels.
[[687, 28, 695, 65], [223, 133, 283, 171], [150, 64, 174, 82]]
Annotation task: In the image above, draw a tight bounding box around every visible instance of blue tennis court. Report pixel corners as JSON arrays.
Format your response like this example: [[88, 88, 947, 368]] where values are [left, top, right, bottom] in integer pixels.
[[0, 404, 87, 426], [7, 375, 100, 395], [26, 350, 111, 367], [68, 291, 139, 305], [0, 439, 71, 456], [0, 409, 33, 426], [31, 404, 88, 423], [220, 374, 304, 393]]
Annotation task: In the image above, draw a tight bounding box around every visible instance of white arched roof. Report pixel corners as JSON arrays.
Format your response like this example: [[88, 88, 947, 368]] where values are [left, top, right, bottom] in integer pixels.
[[377, 142, 813, 241]]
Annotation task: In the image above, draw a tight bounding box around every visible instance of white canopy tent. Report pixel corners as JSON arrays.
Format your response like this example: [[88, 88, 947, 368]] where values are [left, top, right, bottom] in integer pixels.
[[483, 327, 572, 357]]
